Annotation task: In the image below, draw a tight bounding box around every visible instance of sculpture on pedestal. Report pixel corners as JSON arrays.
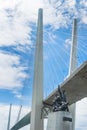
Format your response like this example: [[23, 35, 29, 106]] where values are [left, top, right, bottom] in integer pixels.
[[52, 86, 69, 112]]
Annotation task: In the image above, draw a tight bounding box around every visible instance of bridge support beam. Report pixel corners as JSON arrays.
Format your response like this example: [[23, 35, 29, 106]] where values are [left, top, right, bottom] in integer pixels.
[[47, 112, 72, 130], [30, 8, 43, 130], [69, 19, 77, 130]]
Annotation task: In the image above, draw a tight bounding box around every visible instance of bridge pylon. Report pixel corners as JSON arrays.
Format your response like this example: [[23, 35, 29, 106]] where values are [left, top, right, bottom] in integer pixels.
[[69, 19, 77, 130], [46, 19, 77, 130], [30, 8, 43, 130]]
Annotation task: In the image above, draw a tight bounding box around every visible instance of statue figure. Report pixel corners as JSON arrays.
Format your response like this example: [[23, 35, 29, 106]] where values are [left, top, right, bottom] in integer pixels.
[[52, 86, 69, 112]]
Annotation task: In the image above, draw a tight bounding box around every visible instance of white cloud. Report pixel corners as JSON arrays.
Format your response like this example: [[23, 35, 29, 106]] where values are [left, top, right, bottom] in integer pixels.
[[0, 52, 27, 89], [82, 16, 87, 24], [13, 90, 29, 101], [0, 0, 86, 47], [0, 0, 36, 47], [65, 38, 71, 48], [80, 0, 87, 7], [0, 9, 32, 46]]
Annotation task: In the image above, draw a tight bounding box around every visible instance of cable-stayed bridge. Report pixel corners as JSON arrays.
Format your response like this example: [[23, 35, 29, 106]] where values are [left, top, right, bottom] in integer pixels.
[[9, 8, 87, 130]]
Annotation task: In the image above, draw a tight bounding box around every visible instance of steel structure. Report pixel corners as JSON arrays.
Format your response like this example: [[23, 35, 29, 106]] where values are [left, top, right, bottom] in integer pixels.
[[10, 10, 87, 130], [10, 61, 87, 130]]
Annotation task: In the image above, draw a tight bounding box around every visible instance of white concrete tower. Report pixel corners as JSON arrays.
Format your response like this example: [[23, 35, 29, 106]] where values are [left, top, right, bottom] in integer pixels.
[[16, 105, 22, 123], [69, 19, 77, 130], [7, 104, 12, 130], [30, 8, 43, 130], [69, 19, 77, 74]]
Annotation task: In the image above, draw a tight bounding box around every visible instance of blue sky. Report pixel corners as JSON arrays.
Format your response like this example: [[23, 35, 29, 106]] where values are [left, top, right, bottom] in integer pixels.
[[0, 0, 87, 129]]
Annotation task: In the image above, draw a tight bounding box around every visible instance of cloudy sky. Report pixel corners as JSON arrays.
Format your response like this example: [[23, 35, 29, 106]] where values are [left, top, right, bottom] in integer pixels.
[[0, 0, 87, 129]]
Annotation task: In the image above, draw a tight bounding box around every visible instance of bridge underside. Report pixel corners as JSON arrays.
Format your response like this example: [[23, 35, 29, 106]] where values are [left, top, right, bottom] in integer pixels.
[[44, 61, 87, 105], [10, 61, 87, 130], [10, 112, 31, 130]]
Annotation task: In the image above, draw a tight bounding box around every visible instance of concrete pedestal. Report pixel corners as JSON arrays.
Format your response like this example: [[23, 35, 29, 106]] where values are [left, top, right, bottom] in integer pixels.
[[47, 111, 72, 130]]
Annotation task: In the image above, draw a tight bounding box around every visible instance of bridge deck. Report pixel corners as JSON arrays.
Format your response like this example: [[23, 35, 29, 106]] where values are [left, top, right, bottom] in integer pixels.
[[10, 61, 87, 130], [44, 61, 87, 105], [10, 112, 31, 130]]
